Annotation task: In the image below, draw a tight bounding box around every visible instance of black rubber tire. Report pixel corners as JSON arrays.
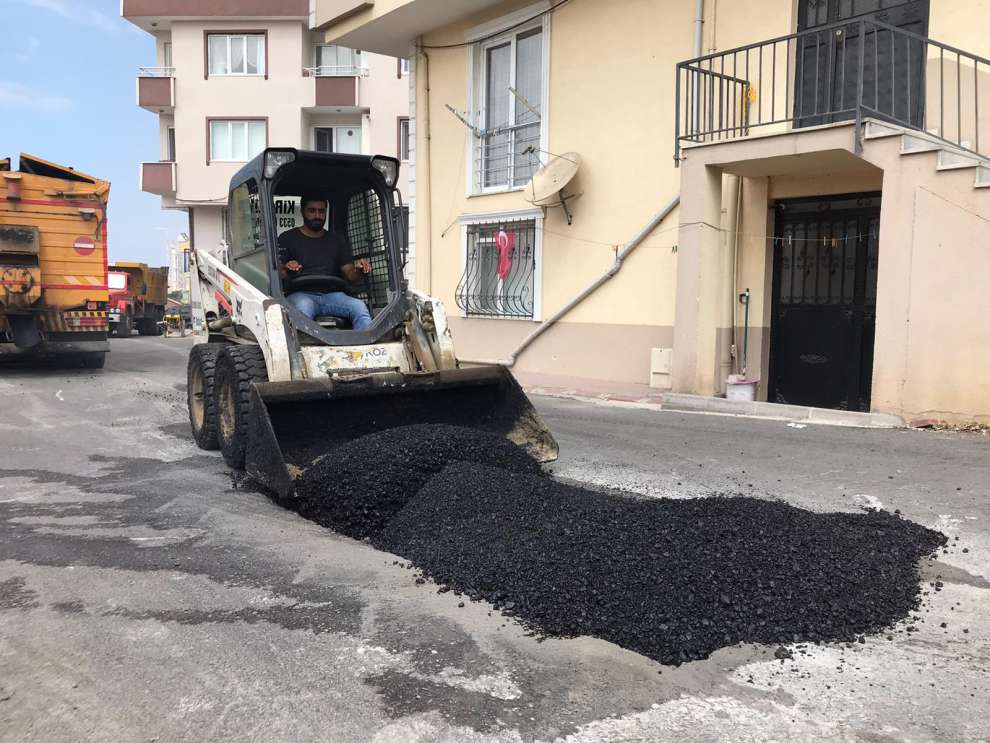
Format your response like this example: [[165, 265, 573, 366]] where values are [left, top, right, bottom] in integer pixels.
[[74, 352, 106, 369], [115, 315, 131, 338], [187, 344, 223, 450], [214, 345, 268, 469], [138, 318, 162, 336]]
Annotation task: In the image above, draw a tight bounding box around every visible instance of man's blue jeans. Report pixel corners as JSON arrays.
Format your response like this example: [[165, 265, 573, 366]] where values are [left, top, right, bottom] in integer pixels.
[[287, 291, 372, 330]]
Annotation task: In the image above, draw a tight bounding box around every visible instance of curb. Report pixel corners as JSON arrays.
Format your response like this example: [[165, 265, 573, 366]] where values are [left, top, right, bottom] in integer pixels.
[[661, 393, 905, 428], [525, 387, 907, 429]]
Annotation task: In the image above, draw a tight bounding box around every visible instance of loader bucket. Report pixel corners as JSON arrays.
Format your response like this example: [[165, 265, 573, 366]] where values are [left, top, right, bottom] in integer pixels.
[[244, 365, 558, 501]]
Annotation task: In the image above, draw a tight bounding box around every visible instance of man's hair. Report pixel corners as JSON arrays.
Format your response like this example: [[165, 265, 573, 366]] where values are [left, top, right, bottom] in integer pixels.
[[301, 194, 328, 211]]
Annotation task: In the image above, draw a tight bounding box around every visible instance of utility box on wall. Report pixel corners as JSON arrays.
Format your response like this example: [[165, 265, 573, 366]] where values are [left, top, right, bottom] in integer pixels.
[[650, 347, 673, 389]]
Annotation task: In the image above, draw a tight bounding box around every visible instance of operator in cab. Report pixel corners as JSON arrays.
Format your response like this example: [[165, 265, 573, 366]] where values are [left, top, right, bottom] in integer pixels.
[[277, 195, 373, 329]]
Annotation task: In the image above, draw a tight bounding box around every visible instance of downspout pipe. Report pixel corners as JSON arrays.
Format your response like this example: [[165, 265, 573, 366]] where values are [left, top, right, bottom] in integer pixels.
[[718, 174, 741, 391], [694, 0, 705, 57], [462, 195, 680, 367], [416, 40, 433, 294]]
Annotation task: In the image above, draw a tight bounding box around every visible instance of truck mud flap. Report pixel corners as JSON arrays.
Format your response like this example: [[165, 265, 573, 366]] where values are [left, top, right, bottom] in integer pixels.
[[244, 365, 558, 501]]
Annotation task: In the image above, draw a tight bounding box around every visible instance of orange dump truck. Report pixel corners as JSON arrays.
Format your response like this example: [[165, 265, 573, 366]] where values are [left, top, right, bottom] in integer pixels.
[[0, 153, 110, 368], [108, 262, 168, 337]]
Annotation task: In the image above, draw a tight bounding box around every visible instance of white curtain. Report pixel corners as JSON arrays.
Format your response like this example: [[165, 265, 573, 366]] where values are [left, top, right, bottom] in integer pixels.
[[210, 121, 231, 160], [208, 36, 227, 75], [246, 36, 263, 75], [229, 122, 247, 161], [484, 43, 511, 188], [247, 121, 266, 158]]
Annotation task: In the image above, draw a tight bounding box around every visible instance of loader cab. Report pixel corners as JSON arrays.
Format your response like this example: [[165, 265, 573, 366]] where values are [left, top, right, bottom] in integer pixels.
[[225, 148, 406, 347]]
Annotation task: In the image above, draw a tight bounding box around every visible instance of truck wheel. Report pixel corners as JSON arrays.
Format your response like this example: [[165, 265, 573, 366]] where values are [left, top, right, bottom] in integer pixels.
[[138, 319, 161, 336], [187, 343, 223, 451], [74, 352, 106, 369], [115, 315, 131, 337], [214, 345, 268, 469]]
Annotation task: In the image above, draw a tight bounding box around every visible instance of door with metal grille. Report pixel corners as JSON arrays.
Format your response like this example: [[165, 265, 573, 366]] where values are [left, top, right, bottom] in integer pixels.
[[795, 0, 929, 127], [768, 194, 880, 412]]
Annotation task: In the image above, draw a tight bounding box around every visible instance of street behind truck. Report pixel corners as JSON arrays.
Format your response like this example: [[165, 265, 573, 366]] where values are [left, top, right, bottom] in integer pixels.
[[0, 153, 110, 368]]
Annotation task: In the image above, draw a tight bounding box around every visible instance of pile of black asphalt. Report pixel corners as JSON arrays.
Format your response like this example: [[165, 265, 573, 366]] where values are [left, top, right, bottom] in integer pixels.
[[290, 424, 946, 666], [292, 423, 543, 540]]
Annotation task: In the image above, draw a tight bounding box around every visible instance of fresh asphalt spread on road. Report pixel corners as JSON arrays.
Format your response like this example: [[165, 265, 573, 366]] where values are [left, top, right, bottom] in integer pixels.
[[0, 336, 987, 742]]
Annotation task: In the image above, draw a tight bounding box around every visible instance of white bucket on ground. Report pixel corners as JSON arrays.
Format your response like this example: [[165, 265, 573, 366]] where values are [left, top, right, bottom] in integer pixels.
[[726, 375, 759, 402]]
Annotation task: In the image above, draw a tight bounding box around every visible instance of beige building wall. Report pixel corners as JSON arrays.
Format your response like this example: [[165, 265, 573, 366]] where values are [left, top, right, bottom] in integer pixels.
[[674, 125, 990, 423], [131, 9, 410, 255], [322, 0, 990, 416], [167, 20, 312, 206]]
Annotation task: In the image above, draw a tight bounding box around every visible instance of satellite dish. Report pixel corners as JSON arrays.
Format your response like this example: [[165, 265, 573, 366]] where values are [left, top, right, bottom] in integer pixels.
[[525, 152, 581, 224]]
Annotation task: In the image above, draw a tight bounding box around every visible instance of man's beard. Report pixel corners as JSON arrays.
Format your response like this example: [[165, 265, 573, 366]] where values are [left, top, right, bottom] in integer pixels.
[[305, 219, 324, 231]]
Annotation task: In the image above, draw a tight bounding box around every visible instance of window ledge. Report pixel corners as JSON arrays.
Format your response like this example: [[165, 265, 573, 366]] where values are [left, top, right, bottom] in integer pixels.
[[467, 186, 529, 198]]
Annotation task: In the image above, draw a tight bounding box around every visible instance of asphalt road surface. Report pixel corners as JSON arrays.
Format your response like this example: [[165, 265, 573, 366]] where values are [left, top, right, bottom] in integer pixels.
[[1, 336, 988, 742]]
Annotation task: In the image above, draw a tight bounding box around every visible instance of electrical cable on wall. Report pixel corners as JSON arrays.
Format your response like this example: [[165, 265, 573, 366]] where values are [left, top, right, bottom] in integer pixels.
[[421, 0, 574, 50]]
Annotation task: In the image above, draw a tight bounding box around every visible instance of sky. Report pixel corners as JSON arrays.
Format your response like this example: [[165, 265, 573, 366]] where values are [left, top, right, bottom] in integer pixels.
[[0, 0, 187, 265]]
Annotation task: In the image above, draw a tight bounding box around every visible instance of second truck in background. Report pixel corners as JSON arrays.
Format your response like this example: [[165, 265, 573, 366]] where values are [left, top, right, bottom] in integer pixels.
[[108, 262, 168, 337]]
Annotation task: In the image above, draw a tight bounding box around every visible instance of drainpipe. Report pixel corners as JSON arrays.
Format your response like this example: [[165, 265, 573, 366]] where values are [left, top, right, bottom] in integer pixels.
[[718, 175, 741, 391], [691, 0, 705, 137], [694, 0, 705, 57], [461, 195, 681, 367], [417, 40, 433, 294]]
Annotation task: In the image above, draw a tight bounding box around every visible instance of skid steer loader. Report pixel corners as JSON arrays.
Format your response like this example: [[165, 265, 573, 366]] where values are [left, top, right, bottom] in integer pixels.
[[186, 148, 557, 500]]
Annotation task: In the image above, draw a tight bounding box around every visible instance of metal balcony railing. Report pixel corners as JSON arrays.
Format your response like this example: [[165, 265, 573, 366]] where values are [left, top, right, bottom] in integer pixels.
[[304, 65, 368, 78], [674, 19, 990, 163], [138, 66, 175, 77]]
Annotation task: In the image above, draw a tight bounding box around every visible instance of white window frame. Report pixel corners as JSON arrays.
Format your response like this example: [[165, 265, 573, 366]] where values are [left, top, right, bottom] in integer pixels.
[[209, 120, 267, 162], [458, 208, 544, 321], [466, 2, 550, 197], [399, 58, 411, 76], [208, 34, 265, 77]]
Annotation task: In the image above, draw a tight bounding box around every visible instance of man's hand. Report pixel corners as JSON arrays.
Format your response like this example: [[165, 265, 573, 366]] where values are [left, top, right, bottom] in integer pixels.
[[285, 260, 303, 272], [356, 258, 372, 274]]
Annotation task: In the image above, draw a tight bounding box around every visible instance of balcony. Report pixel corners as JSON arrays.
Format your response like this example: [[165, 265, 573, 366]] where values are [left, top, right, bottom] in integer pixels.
[[314, 0, 501, 57], [137, 68, 175, 113], [141, 162, 176, 195], [304, 68, 361, 109], [674, 19, 990, 164]]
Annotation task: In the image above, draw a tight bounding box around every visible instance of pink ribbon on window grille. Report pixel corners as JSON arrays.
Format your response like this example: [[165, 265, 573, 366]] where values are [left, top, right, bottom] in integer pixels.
[[495, 230, 516, 280]]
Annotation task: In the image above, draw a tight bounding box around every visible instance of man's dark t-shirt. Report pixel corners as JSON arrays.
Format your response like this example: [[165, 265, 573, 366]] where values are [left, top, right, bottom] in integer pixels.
[[278, 228, 353, 279]]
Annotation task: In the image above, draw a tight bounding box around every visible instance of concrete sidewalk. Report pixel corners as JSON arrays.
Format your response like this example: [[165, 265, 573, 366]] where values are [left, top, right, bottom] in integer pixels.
[[514, 370, 906, 428]]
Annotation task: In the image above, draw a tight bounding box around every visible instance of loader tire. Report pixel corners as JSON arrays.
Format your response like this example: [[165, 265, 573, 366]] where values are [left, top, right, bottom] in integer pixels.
[[214, 345, 268, 469], [187, 343, 223, 451]]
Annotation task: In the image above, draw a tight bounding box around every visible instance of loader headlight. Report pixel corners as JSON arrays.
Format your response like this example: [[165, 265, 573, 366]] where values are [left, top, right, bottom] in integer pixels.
[[371, 156, 399, 188], [264, 150, 296, 179]]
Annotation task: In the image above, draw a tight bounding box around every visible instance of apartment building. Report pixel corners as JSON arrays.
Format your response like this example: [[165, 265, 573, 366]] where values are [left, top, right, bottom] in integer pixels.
[[123, 0, 409, 263], [318, 0, 990, 423]]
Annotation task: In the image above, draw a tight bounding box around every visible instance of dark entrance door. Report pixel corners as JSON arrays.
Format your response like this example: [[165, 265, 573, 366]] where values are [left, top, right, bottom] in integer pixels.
[[795, 0, 929, 128], [768, 193, 880, 412]]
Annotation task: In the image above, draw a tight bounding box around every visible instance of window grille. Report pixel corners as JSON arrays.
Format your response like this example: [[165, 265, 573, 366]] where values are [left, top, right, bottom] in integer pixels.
[[455, 218, 537, 319], [346, 190, 394, 313]]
